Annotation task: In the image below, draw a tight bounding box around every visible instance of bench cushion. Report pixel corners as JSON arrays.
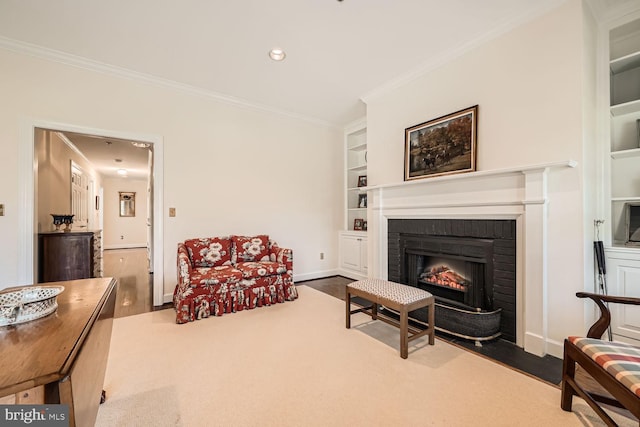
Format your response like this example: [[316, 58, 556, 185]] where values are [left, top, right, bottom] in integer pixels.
[[569, 336, 640, 397], [348, 278, 432, 305]]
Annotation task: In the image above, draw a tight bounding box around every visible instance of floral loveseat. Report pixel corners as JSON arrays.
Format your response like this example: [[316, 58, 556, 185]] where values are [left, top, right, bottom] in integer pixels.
[[173, 235, 298, 324]]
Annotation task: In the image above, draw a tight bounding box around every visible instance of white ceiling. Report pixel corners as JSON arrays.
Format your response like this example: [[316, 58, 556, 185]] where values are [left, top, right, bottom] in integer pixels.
[[2, 0, 597, 176], [61, 132, 151, 180], [0, 0, 570, 127]]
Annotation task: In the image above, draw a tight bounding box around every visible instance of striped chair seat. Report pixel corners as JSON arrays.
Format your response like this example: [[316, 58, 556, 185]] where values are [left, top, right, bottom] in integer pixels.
[[569, 336, 640, 397]]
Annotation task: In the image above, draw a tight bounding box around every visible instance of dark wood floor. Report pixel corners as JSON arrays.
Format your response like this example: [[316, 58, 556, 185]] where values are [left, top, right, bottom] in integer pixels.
[[104, 252, 562, 385], [103, 248, 154, 318]]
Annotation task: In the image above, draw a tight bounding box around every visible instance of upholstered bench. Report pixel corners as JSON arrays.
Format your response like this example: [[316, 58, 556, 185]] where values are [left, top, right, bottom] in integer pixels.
[[346, 278, 435, 359]]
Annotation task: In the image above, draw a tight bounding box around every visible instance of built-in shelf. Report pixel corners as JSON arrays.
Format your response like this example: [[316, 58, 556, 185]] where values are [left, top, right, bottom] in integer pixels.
[[611, 147, 640, 159], [348, 164, 367, 172], [611, 50, 640, 74], [611, 99, 640, 116], [611, 196, 640, 202]]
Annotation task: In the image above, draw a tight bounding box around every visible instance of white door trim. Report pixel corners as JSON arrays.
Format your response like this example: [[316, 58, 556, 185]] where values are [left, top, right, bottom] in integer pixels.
[[18, 118, 165, 306]]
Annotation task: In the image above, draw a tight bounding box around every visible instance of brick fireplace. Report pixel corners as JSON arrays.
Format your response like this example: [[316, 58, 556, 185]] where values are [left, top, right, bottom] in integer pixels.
[[387, 219, 516, 342], [365, 161, 576, 356]]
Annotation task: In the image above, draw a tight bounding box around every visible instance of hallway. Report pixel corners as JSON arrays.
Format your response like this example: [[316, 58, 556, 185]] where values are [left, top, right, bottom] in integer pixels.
[[103, 248, 153, 318]]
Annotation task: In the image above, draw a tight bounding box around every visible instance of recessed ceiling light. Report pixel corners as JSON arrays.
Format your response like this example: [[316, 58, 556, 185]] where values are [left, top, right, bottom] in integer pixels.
[[117, 169, 128, 176], [269, 48, 286, 61]]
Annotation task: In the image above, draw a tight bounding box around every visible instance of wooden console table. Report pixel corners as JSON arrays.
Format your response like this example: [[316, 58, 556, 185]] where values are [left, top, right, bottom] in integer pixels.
[[0, 277, 117, 427]]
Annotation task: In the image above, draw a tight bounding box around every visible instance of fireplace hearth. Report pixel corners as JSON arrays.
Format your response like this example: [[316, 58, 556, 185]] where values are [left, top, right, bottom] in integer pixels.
[[388, 219, 516, 343]]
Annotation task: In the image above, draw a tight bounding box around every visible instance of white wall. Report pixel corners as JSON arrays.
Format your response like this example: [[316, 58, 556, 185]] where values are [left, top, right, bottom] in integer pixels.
[[0, 47, 343, 299], [103, 177, 148, 248], [35, 129, 103, 233], [364, 0, 595, 356]]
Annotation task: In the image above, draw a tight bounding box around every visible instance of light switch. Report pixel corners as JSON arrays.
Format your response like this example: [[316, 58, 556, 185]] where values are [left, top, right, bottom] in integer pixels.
[[169, 207, 176, 217], [0, 204, 4, 216]]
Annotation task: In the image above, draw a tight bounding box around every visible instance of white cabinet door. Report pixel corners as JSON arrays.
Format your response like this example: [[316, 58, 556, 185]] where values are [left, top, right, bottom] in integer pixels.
[[606, 252, 640, 343], [339, 232, 367, 280], [360, 238, 368, 275], [340, 234, 362, 271]]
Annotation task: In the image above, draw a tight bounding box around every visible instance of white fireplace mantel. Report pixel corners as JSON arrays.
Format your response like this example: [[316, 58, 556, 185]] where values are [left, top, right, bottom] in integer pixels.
[[367, 159, 577, 356]]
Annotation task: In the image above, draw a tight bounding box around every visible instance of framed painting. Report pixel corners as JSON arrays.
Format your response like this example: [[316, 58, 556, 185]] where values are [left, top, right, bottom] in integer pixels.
[[404, 105, 478, 181]]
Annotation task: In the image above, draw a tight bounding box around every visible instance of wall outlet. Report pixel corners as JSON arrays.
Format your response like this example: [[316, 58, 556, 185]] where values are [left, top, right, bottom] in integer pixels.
[[120, 235, 124, 240], [320, 252, 324, 260], [0, 204, 4, 216], [169, 207, 176, 217]]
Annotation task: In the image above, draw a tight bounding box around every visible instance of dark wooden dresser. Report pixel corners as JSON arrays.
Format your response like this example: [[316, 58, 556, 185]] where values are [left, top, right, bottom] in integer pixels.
[[38, 231, 95, 283], [0, 278, 117, 427]]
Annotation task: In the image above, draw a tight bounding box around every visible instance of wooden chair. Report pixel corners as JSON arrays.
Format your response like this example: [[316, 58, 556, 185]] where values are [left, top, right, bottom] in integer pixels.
[[561, 292, 640, 426]]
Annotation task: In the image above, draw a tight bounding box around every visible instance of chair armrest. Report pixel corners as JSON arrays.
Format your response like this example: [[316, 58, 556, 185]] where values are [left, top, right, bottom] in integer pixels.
[[177, 243, 193, 288], [577, 292, 640, 338], [270, 243, 293, 273]]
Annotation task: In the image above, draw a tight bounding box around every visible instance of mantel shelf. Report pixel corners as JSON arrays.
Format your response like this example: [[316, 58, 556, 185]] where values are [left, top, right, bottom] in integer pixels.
[[366, 160, 577, 191]]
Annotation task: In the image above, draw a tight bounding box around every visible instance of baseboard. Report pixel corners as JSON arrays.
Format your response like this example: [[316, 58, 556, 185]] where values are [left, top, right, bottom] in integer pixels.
[[336, 269, 367, 281], [545, 338, 563, 359], [293, 269, 339, 282], [163, 292, 173, 305]]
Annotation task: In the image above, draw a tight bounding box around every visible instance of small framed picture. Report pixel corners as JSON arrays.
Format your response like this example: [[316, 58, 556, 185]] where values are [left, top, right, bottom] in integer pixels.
[[358, 194, 367, 208], [357, 175, 367, 187], [354, 218, 364, 231], [362, 220, 368, 231]]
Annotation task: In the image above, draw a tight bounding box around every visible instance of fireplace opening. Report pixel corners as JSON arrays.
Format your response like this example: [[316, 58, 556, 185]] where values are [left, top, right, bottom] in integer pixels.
[[408, 252, 488, 311]]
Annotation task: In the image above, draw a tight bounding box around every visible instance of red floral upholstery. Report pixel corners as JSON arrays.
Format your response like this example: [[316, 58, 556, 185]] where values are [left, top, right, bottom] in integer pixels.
[[184, 236, 232, 267], [232, 235, 270, 263], [173, 235, 297, 324]]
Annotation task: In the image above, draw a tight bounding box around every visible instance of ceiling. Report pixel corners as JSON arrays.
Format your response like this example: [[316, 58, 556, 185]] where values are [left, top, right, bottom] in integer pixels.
[[1, 0, 596, 177], [0, 0, 570, 127], [62, 132, 151, 180]]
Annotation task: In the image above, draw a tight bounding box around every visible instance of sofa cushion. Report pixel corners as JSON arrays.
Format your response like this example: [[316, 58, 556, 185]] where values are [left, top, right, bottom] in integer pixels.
[[235, 261, 287, 278], [190, 265, 243, 286], [185, 237, 232, 268], [232, 235, 270, 263]]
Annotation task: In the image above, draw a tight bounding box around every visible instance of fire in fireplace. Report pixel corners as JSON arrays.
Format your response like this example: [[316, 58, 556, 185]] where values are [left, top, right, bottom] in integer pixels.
[[420, 264, 467, 291]]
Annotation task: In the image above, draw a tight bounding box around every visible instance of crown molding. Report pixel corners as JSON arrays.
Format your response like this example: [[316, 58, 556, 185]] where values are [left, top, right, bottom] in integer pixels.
[[586, 0, 640, 25], [0, 36, 338, 129], [361, 0, 566, 104]]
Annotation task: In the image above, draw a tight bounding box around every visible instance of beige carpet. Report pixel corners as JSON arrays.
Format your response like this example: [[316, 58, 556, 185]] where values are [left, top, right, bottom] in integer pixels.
[[96, 285, 636, 426]]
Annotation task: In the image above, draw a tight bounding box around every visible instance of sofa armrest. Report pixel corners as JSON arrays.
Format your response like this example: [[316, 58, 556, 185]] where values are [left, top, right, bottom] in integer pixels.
[[270, 243, 293, 273], [177, 242, 193, 288], [577, 292, 640, 338]]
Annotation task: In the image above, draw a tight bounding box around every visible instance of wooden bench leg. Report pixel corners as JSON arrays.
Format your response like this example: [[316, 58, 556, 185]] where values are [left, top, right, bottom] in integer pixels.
[[346, 289, 351, 329], [428, 300, 435, 345], [400, 308, 408, 359], [372, 302, 378, 320]]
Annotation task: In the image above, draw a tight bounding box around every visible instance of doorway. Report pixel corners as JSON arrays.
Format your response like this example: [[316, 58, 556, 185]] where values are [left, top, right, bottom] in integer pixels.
[[17, 120, 165, 306]]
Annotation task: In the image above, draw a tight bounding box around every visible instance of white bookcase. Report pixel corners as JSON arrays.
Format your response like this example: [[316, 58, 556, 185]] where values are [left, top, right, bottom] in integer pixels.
[[340, 119, 368, 280], [603, 9, 640, 346], [344, 120, 368, 232], [609, 17, 640, 246]]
